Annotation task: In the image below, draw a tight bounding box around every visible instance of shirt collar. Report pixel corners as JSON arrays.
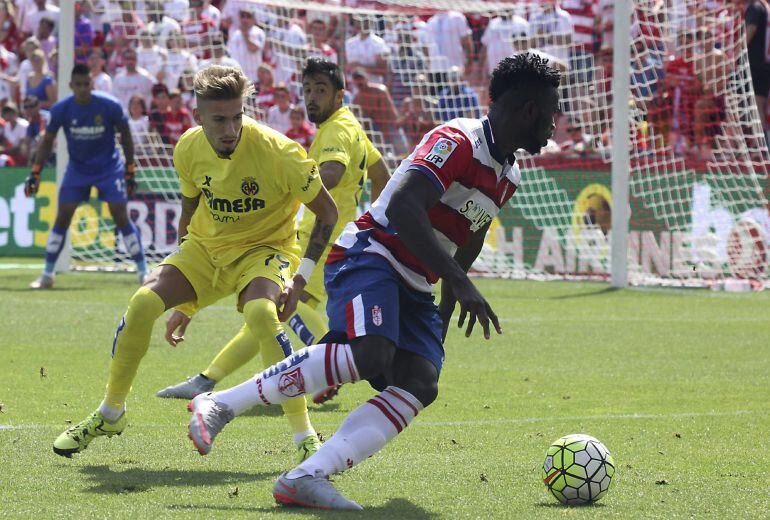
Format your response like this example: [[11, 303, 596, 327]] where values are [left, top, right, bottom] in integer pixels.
[[319, 105, 348, 130], [482, 116, 506, 166]]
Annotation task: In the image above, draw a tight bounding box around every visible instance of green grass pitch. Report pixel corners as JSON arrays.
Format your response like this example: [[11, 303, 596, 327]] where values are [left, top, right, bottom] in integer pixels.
[[1, 263, 769, 518]]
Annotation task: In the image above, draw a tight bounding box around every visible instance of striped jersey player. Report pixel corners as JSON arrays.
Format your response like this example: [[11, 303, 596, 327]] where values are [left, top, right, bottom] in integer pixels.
[[187, 53, 562, 511]]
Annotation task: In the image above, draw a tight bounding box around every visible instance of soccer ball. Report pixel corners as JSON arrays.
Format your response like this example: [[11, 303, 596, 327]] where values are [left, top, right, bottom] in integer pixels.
[[542, 434, 615, 505]]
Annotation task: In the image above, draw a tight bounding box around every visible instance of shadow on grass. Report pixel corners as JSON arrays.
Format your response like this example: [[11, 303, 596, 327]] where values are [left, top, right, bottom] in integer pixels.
[[242, 402, 341, 418], [167, 498, 439, 518], [79, 464, 272, 494], [0, 286, 91, 292], [535, 500, 607, 508], [547, 287, 619, 300]]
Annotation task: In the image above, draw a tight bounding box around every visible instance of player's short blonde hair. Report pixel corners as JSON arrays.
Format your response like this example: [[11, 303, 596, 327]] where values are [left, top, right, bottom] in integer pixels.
[[194, 66, 254, 101]]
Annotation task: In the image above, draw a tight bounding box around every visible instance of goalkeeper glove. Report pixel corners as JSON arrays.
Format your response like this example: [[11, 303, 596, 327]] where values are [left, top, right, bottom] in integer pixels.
[[125, 163, 137, 197], [24, 164, 42, 197]]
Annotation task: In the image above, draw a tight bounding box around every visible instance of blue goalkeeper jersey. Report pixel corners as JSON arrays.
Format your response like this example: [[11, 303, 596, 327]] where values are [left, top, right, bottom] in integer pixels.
[[47, 92, 127, 176]]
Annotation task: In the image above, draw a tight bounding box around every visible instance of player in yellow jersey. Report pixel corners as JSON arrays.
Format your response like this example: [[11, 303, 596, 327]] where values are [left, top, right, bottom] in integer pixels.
[[156, 58, 390, 405], [52, 66, 339, 460]]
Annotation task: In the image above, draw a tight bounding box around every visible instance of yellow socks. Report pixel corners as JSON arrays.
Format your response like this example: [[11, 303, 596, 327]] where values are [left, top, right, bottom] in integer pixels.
[[104, 287, 166, 409], [243, 298, 315, 442], [202, 324, 258, 382]]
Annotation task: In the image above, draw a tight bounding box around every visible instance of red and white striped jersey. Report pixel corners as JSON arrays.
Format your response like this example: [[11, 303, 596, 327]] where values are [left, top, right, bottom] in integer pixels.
[[328, 117, 520, 292], [561, 0, 597, 53]]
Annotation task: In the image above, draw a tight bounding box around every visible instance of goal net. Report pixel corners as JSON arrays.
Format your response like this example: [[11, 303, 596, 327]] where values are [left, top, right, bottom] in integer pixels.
[[65, 0, 769, 287]]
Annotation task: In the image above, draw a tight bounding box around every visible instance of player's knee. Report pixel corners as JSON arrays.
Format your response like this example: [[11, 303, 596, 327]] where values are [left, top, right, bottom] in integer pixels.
[[350, 336, 395, 380], [397, 377, 438, 408], [243, 298, 279, 330], [125, 287, 166, 325]]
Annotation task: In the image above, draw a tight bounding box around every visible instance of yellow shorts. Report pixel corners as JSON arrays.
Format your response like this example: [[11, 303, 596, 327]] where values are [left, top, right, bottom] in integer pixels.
[[161, 238, 299, 313]]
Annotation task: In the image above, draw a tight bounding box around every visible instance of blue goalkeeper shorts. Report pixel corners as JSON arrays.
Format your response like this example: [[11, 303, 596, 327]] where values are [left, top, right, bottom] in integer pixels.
[[58, 166, 127, 204], [324, 252, 445, 374]]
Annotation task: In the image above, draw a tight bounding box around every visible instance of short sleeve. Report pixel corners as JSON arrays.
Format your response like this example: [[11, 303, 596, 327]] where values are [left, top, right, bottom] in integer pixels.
[[364, 135, 382, 168], [408, 126, 471, 193], [173, 139, 200, 198], [284, 140, 323, 204], [110, 98, 128, 126], [316, 124, 352, 167], [453, 13, 472, 37], [45, 101, 63, 134]]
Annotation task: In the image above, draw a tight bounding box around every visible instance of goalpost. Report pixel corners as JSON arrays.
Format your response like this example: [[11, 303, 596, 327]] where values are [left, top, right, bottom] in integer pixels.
[[58, 0, 769, 288]]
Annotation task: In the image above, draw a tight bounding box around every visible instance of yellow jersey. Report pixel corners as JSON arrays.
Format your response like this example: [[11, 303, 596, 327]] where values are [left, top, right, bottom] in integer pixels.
[[297, 106, 381, 241], [174, 116, 322, 267]]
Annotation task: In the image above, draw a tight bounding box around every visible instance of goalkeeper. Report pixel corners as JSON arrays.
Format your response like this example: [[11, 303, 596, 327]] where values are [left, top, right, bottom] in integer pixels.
[[25, 64, 147, 288], [156, 58, 390, 405], [53, 65, 338, 461]]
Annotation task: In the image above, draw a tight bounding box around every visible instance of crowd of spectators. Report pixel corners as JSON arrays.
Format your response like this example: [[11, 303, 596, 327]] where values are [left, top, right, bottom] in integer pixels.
[[0, 0, 766, 169]]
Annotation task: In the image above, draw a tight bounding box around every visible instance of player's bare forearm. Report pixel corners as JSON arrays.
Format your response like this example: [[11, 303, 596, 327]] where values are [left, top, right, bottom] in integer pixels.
[[302, 187, 338, 262], [386, 173, 465, 284], [117, 121, 135, 165], [368, 157, 390, 201], [319, 160, 345, 191], [33, 133, 55, 166], [454, 222, 491, 273], [178, 195, 199, 243], [389, 174, 500, 339]]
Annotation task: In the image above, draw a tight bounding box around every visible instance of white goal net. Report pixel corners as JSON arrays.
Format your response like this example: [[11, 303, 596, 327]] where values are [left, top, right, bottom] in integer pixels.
[[64, 0, 769, 287]]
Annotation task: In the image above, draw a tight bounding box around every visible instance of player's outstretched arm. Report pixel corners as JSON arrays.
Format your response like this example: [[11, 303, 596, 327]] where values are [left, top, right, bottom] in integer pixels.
[[367, 157, 390, 202], [386, 172, 501, 340], [277, 186, 338, 321]]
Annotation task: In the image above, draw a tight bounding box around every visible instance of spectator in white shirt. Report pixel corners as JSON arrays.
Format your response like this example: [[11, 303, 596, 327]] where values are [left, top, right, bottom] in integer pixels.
[[160, 30, 197, 92], [265, 83, 293, 134], [0, 44, 18, 107], [16, 36, 40, 102], [88, 48, 112, 94], [529, 1, 574, 64], [198, 36, 242, 70], [268, 7, 307, 85], [137, 27, 167, 80], [113, 48, 157, 109], [128, 95, 152, 146], [481, 14, 530, 77], [308, 17, 338, 63], [202, 0, 221, 25], [424, 11, 473, 74], [36, 17, 56, 71], [22, 0, 59, 35], [227, 8, 266, 82], [145, 0, 182, 50], [164, 0, 189, 23], [2, 103, 29, 164], [345, 15, 390, 84]]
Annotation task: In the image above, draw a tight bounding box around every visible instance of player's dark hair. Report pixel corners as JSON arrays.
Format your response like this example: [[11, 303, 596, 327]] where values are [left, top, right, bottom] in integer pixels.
[[489, 53, 561, 105], [302, 57, 345, 91], [71, 63, 91, 77]]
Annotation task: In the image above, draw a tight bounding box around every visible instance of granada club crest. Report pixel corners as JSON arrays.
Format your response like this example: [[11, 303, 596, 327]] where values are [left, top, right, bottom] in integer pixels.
[[241, 177, 259, 196], [371, 305, 383, 326], [278, 367, 305, 397]]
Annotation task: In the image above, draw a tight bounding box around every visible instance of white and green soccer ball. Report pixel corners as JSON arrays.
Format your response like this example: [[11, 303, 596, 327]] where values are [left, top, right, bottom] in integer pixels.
[[542, 434, 615, 505]]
